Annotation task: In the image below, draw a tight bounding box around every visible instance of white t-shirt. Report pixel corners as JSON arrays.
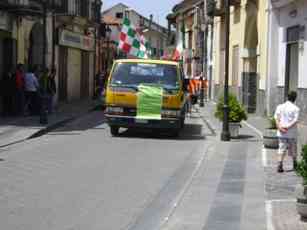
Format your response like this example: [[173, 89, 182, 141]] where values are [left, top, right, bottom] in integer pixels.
[[274, 101, 300, 139]]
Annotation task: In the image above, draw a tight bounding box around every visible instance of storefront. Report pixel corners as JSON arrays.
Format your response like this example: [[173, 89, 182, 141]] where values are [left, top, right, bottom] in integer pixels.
[[57, 29, 95, 101], [0, 11, 16, 115]]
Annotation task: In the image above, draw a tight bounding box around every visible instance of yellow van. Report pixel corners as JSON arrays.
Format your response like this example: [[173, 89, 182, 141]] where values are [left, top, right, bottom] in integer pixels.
[[105, 59, 188, 136]]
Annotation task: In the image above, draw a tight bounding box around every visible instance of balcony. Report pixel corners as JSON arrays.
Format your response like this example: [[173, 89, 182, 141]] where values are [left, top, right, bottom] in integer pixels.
[[207, 0, 241, 17]]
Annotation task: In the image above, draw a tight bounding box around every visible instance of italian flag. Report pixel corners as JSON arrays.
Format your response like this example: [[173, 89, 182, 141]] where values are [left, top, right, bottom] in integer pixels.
[[118, 18, 150, 59], [172, 20, 185, 61]]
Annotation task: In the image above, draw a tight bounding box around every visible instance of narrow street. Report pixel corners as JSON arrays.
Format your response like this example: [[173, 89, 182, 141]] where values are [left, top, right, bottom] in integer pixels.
[[0, 109, 215, 230]]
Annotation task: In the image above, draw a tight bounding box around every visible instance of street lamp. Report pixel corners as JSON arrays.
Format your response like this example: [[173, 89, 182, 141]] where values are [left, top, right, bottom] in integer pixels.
[[221, 0, 231, 141]]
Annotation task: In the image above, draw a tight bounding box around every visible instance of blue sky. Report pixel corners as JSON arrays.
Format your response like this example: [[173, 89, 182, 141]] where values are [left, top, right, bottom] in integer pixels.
[[102, 0, 181, 26]]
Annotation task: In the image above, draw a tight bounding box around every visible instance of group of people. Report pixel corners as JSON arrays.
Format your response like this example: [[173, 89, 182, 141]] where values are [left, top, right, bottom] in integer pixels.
[[0, 64, 56, 117]]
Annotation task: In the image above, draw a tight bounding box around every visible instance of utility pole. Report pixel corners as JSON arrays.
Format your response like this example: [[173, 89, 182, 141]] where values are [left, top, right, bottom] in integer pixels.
[[221, 0, 231, 141], [51, 0, 55, 69], [43, 0, 47, 70], [40, 0, 48, 124]]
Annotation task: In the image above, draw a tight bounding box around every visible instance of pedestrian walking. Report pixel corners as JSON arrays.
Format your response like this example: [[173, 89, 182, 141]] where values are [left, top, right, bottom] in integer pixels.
[[24, 66, 40, 115], [15, 64, 25, 116], [0, 67, 16, 116], [274, 91, 300, 173]]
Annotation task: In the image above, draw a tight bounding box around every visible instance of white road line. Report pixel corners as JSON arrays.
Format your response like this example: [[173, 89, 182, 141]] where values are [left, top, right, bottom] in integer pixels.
[[242, 121, 263, 139], [262, 148, 268, 167], [269, 199, 296, 203], [265, 200, 275, 230]]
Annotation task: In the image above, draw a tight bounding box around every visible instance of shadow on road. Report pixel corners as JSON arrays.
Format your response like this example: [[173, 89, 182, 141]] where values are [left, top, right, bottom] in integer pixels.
[[115, 123, 206, 141], [48, 111, 106, 133]]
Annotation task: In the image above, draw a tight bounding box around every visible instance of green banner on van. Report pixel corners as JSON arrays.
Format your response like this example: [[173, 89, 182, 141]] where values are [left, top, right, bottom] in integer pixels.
[[136, 84, 163, 120]]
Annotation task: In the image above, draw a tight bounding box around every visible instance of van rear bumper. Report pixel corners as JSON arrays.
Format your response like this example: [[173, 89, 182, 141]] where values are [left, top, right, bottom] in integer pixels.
[[105, 114, 181, 129]]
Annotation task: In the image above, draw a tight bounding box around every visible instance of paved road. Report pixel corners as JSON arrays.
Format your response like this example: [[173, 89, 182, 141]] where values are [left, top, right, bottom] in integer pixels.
[[0, 110, 213, 230]]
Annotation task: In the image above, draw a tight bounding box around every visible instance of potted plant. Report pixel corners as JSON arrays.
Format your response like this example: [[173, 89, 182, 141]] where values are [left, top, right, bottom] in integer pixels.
[[296, 145, 307, 218], [263, 117, 279, 149], [215, 93, 247, 138]]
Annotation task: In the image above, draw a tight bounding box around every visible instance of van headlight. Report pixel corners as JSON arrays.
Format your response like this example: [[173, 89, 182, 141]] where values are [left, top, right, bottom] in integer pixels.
[[106, 107, 124, 113], [161, 110, 181, 117]]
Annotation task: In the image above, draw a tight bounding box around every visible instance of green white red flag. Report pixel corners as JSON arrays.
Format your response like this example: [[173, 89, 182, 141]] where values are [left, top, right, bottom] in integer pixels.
[[118, 17, 150, 59]]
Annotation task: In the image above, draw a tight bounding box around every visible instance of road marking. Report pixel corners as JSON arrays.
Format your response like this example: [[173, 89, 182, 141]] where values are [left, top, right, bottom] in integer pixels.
[[242, 120, 263, 139], [269, 199, 296, 203], [265, 200, 275, 230]]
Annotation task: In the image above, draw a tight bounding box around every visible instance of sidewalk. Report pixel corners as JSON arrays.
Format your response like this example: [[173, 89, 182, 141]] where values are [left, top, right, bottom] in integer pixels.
[[0, 100, 98, 147], [247, 112, 305, 229], [161, 102, 305, 230]]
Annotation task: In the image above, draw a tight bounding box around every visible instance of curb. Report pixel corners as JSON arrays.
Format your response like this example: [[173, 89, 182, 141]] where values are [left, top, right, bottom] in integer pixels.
[[28, 106, 98, 139], [0, 106, 99, 147], [28, 117, 75, 139]]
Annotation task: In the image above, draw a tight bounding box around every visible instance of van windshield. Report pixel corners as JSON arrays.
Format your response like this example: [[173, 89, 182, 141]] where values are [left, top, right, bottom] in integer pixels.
[[110, 63, 180, 90]]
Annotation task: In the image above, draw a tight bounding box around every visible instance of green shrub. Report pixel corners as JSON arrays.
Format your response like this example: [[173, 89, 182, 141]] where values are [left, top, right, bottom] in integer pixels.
[[296, 145, 307, 185], [215, 93, 247, 123]]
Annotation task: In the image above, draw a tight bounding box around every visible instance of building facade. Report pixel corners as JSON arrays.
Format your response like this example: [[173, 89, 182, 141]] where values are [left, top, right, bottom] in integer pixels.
[[267, 0, 307, 146], [211, 0, 268, 115], [167, 0, 205, 80], [0, 0, 102, 112], [102, 3, 168, 60]]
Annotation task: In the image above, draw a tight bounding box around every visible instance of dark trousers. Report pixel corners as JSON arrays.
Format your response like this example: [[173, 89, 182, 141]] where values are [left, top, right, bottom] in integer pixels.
[[25, 91, 39, 115], [15, 89, 25, 116]]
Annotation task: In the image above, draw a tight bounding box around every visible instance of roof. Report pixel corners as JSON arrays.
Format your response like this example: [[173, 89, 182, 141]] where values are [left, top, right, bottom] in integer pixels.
[[102, 3, 168, 32], [115, 59, 179, 66], [102, 15, 121, 25], [172, 0, 203, 13]]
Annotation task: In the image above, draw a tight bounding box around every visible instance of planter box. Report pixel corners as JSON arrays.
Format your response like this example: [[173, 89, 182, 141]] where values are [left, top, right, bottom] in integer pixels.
[[263, 129, 279, 149], [296, 185, 307, 218], [229, 122, 241, 138]]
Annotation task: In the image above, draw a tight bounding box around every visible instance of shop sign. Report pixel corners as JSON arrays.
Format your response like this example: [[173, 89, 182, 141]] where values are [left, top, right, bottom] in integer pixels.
[[59, 29, 94, 51]]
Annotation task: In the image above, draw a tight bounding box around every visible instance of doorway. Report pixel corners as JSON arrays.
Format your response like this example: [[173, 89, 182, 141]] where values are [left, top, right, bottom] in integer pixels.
[[284, 26, 300, 100], [58, 47, 68, 102], [28, 23, 44, 69]]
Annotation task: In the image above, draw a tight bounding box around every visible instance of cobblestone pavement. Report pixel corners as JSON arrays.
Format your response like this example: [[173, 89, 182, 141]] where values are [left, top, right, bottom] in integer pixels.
[[247, 114, 306, 230]]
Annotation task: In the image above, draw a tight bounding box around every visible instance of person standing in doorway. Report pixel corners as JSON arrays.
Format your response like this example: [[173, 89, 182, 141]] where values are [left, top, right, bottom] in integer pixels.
[[274, 91, 300, 173]]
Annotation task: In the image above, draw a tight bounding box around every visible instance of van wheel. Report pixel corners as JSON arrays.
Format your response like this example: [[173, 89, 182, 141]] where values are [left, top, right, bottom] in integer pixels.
[[180, 117, 185, 129], [110, 126, 119, 136]]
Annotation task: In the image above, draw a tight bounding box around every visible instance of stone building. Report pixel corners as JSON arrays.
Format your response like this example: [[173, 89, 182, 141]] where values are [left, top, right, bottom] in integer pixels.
[[0, 0, 102, 111], [167, 0, 205, 80], [267, 0, 307, 146], [102, 3, 168, 60], [210, 0, 268, 115]]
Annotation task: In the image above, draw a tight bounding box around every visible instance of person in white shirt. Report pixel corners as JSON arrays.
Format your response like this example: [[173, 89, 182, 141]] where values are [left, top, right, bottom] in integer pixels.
[[24, 67, 39, 115], [274, 91, 300, 173]]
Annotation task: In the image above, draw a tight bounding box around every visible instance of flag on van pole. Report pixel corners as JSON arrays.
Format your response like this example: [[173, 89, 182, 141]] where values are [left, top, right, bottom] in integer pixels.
[[172, 20, 185, 61], [118, 17, 150, 59]]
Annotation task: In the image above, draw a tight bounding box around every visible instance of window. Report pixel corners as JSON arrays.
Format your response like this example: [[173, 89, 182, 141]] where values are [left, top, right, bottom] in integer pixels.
[[116, 12, 123, 19], [110, 63, 179, 89]]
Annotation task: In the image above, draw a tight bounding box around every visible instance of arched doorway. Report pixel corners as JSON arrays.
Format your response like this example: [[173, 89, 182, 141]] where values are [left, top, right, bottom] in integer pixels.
[[28, 23, 44, 70], [242, 0, 259, 113]]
